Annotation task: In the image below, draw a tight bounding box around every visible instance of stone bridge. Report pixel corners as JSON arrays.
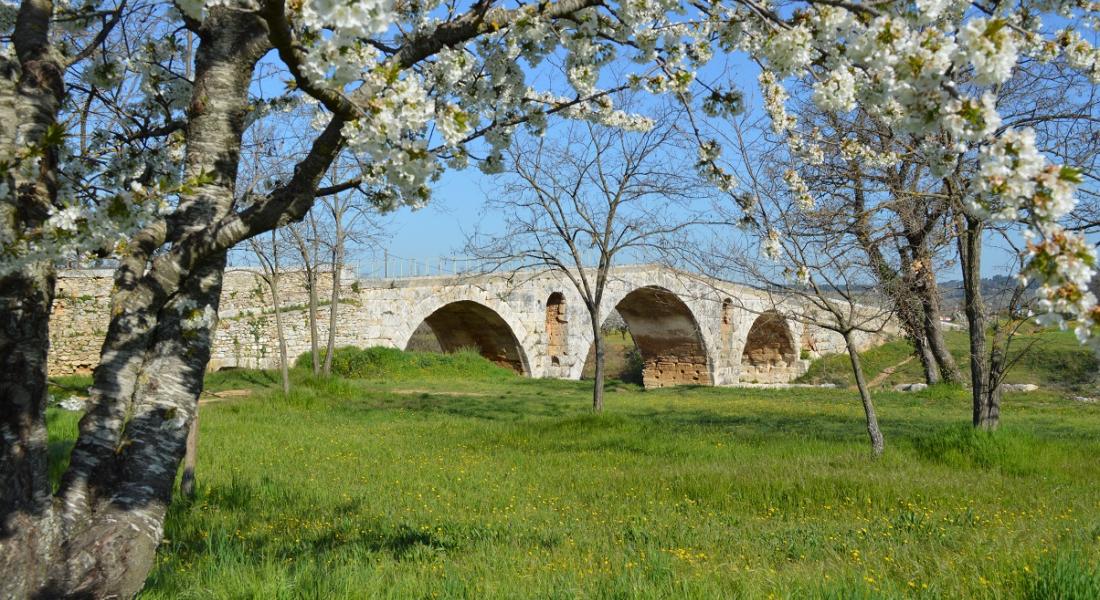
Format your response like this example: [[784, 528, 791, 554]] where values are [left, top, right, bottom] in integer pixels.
[[49, 265, 892, 386]]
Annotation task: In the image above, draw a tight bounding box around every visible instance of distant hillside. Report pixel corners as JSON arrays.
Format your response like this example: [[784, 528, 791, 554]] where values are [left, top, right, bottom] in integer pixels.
[[938, 272, 1100, 317], [937, 274, 1034, 317]]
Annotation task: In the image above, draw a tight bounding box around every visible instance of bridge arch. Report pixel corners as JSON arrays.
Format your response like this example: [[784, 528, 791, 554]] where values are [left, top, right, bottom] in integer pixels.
[[739, 310, 797, 384], [582, 285, 713, 388], [397, 295, 532, 375]]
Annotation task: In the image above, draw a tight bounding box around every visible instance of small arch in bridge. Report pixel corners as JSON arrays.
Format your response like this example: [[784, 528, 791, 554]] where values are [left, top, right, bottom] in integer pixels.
[[404, 300, 528, 374], [740, 310, 797, 384], [545, 292, 568, 365], [613, 286, 712, 388], [720, 298, 734, 356]]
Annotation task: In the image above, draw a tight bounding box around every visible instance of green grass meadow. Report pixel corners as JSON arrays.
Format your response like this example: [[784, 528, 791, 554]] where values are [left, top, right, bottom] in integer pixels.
[[45, 341, 1100, 599], [799, 328, 1099, 390]]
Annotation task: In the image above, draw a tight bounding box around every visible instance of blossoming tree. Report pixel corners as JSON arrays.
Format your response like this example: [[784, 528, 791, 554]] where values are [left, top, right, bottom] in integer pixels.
[[2, 0, 1099, 595], [754, 53, 1100, 425]]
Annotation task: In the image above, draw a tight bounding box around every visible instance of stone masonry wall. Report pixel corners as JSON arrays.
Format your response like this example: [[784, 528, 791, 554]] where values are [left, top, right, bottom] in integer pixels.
[[48, 266, 897, 386]]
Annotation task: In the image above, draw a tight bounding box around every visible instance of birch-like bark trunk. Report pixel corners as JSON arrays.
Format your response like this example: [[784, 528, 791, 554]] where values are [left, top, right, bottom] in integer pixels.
[[0, 0, 70, 593], [2, 10, 274, 597]]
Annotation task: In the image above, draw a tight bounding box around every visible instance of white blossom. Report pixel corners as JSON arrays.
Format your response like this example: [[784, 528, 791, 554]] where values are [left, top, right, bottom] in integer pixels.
[[812, 65, 856, 112], [47, 206, 85, 232], [958, 18, 1019, 86]]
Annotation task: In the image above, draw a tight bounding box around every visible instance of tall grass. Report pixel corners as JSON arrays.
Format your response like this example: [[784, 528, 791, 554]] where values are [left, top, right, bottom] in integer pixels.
[[1021, 552, 1100, 600]]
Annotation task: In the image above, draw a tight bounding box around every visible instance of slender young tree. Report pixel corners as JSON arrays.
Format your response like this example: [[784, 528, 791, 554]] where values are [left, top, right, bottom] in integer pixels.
[[470, 114, 708, 411], [693, 122, 895, 456], [249, 230, 292, 395], [322, 192, 347, 376], [287, 214, 324, 375]]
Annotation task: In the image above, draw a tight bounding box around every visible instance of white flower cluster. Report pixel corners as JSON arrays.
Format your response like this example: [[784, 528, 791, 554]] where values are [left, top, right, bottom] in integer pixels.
[[759, 71, 795, 134], [812, 65, 856, 112], [1057, 29, 1100, 82], [839, 139, 898, 169], [972, 128, 1047, 221], [343, 74, 438, 207], [47, 206, 85, 232], [1025, 229, 1099, 342], [299, 0, 394, 39], [745, 4, 1100, 333], [972, 129, 1097, 339], [787, 132, 824, 166], [958, 18, 1019, 86], [762, 228, 782, 260], [784, 169, 813, 210], [762, 25, 813, 76]]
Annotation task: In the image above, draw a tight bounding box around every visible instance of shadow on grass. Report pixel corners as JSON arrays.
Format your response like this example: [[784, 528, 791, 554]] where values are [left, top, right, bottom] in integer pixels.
[[363, 390, 576, 422], [204, 368, 279, 392], [161, 479, 546, 569]]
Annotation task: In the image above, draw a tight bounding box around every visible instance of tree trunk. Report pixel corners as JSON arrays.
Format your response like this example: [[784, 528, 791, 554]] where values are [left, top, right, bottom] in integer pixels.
[[307, 258, 320, 375], [270, 269, 290, 396], [3, 12, 271, 598], [982, 335, 1006, 427], [323, 211, 343, 376], [922, 310, 960, 384], [180, 410, 200, 499], [844, 331, 885, 457], [289, 225, 321, 375], [2, 1, 356, 592], [957, 213, 998, 430], [0, 0, 69, 594], [58, 255, 230, 597], [912, 324, 940, 386], [914, 257, 962, 385], [590, 310, 605, 412], [0, 267, 58, 596], [306, 267, 320, 375], [851, 180, 940, 386]]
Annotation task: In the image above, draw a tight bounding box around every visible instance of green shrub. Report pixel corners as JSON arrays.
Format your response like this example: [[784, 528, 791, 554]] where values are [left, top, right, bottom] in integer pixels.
[[294, 346, 518, 381], [622, 345, 645, 385]]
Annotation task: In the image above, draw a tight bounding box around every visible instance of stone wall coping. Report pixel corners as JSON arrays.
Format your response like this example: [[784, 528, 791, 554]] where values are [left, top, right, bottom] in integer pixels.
[[58, 269, 116, 278]]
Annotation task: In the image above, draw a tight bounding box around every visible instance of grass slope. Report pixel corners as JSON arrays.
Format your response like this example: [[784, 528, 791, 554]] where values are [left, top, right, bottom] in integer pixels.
[[798, 328, 1099, 391], [580, 331, 644, 383], [42, 348, 1100, 599]]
